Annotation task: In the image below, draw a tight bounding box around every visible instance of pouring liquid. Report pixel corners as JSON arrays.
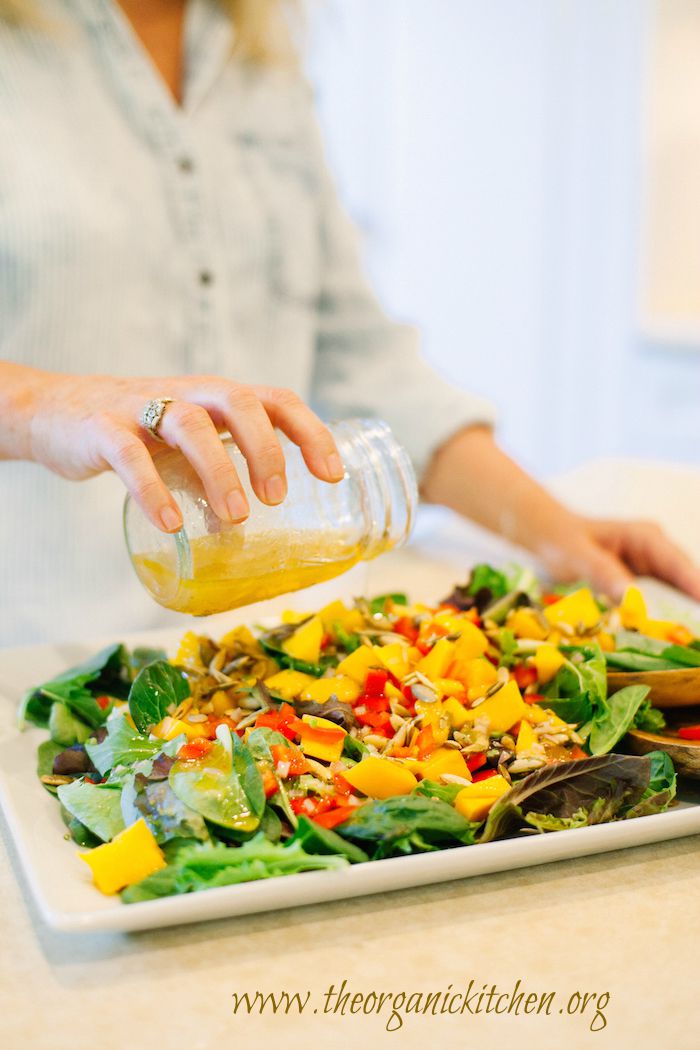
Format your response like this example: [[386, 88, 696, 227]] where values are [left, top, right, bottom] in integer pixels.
[[131, 531, 366, 616]]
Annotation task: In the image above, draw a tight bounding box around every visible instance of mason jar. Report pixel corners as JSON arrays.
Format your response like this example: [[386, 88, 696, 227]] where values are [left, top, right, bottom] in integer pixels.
[[123, 418, 417, 616]]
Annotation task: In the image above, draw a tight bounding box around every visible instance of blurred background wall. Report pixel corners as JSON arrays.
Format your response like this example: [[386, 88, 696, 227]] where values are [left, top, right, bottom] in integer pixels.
[[307, 0, 700, 478]]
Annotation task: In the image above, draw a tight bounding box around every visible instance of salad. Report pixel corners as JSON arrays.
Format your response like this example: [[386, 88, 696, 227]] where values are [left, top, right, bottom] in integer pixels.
[[21, 564, 695, 904]]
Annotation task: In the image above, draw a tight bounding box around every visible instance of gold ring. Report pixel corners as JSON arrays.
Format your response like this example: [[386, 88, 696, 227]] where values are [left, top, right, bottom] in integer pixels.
[[140, 398, 174, 441]]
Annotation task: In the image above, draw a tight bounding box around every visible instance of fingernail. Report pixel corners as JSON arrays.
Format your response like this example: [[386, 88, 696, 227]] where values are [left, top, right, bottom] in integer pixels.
[[160, 505, 182, 532], [264, 474, 287, 504], [325, 453, 344, 480], [226, 490, 249, 522]]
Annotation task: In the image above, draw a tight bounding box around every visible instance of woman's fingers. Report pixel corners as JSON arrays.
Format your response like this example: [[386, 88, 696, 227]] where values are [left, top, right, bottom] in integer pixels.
[[254, 386, 344, 482], [621, 521, 700, 601], [194, 384, 289, 507], [98, 423, 183, 532], [154, 401, 249, 523]]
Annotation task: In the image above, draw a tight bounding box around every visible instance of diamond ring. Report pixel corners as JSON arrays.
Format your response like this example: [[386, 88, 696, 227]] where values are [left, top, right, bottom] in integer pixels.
[[140, 398, 174, 441]]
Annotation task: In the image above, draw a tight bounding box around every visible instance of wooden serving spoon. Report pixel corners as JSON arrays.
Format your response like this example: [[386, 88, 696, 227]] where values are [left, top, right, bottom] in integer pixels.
[[607, 668, 700, 708], [626, 726, 700, 779]]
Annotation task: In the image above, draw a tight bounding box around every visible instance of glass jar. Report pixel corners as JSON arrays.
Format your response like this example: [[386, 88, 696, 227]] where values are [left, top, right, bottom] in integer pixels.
[[123, 418, 417, 616]]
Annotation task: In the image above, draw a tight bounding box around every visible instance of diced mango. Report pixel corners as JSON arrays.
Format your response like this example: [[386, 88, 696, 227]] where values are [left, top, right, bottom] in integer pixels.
[[451, 620, 490, 660], [299, 676, 361, 704], [543, 588, 601, 630], [532, 644, 565, 684], [282, 616, 324, 665], [342, 757, 418, 799], [264, 668, 315, 700], [461, 680, 527, 735], [174, 630, 206, 672], [335, 645, 382, 684], [80, 818, 166, 895], [433, 678, 468, 699], [317, 599, 350, 630], [416, 638, 456, 681], [152, 716, 206, 742], [450, 657, 498, 696], [516, 719, 536, 755], [643, 618, 684, 643], [281, 609, 311, 625], [524, 704, 566, 728], [443, 696, 471, 729], [619, 585, 647, 630], [375, 642, 412, 681], [507, 608, 547, 641], [454, 776, 510, 822], [299, 714, 347, 763], [416, 747, 471, 782], [211, 689, 232, 716]]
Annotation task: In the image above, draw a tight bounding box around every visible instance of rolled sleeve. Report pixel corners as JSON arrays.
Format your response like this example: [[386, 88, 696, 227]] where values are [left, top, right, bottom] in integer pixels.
[[306, 107, 495, 479]]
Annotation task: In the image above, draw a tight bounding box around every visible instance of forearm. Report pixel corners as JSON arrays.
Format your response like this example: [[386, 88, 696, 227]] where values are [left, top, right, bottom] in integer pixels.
[[420, 425, 580, 563], [0, 360, 51, 460]]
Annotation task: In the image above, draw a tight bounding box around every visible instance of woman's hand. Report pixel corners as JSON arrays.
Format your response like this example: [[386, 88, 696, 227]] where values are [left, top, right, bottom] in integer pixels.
[[422, 424, 700, 601], [4, 365, 344, 532], [540, 516, 700, 602]]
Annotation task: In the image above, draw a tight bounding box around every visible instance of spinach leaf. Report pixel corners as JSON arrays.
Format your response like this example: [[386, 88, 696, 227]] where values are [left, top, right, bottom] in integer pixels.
[[480, 754, 653, 842], [587, 685, 651, 755], [128, 660, 190, 733], [633, 698, 666, 733], [20, 644, 132, 732], [288, 815, 368, 864], [85, 714, 180, 776], [542, 694, 593, 725], [122, 834, 348, 903], [625, 750, 676, 819], [57, 780, 125, 842], [129, 646, 167, 674], [369, 593, 408, 615], [59, 804, 102, 848], [468, 565, 509, 600], [342, 735, 368, 762], [337, 795, 478, 858], [496, 629, 518, 669], [246, 728, 297, 828], [121, 774, 209, 844], [413, 779, 463, 805], [169, 739, 262, 833], [231, 733, 266, 821], [259, 805, 283, 843], [48, 702, 92, 747], [605, 651, 679, 672], [660, 645, 700, 669], [36, 740, 65, 793]]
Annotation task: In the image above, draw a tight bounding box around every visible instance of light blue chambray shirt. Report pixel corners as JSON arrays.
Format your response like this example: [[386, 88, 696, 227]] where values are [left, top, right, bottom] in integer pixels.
[[0, 0, 494, 646]]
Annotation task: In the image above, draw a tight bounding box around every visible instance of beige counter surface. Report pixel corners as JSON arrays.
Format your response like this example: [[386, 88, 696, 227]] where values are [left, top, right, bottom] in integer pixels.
[[2, 466, 700, 1050]]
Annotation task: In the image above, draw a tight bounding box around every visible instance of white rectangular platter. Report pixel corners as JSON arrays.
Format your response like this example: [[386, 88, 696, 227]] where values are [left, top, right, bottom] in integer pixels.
[[2, 622, 700, 934]]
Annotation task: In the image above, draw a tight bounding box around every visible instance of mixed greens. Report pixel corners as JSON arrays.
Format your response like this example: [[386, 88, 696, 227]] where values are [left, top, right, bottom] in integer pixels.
[[21, 565, 696, 903]]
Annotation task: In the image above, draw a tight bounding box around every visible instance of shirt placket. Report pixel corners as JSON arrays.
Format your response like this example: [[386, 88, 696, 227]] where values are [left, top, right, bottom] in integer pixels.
[[67, 0, 233, 376]]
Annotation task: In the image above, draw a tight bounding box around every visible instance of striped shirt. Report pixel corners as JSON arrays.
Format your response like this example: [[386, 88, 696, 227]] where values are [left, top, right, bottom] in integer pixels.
[[0, 0, 493, 645]]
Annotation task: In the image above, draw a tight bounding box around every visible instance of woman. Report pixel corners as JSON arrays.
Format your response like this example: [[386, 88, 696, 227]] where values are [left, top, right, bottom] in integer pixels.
[[1, 0, 698, 646]]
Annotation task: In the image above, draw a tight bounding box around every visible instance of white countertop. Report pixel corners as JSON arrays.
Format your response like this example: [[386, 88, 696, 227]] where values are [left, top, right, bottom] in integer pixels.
[[2, 459, 700, 1050]]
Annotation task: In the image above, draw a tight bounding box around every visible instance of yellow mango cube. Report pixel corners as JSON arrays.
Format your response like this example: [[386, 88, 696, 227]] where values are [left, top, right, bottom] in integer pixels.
[[342, 757, 417, 799], [443, 696, 471, 729], [451, 657, 498, 695], [507, 608, 547, 641], [454, 775, 510, 822], [532, 644, 565, 684], [210, 690, 232, 716], [299, 676, 361, 704], [335, 645, 382, 684], [281, 609, 311, 625], [264, 668, 315, 700], [451, 620, 490, 660], [282, 616, 324, 665], [80, 818, 166, 895], [299, 714, 347, 763], [462, 680, 527, 734], [543, 588, 601, 630], [417, 747, 471, 782], [152, 716, 206, 742], [317, 599, 350, 630], [376, 642, 412, 681], [416, 638, 456, 681], [515, 719, 536, 755]]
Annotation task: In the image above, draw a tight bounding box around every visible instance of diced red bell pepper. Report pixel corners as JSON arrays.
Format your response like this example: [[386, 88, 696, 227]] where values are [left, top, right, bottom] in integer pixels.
[[471, 768, 499, 782], [415, 724, 437, 759], [512, 665, 537, 690], [261, 769, 279, 798], [270, 743, 309, 776], [255, 703, 304, 741], [524, 692, 545, 706], [466, 752, 487, 773], [95, 695, 111, 710], [394, 616, 419, 645], [678, 725, 700, 741], [320, 631, 331, 650], [178, 738, 214, 761], [332, 772, 355, 796], [312, 805, 359, 829], [364, 668, 389, 698], [290, 795, 335, 817], [542, 593, 560, 606], [355, 708, 392, 734]]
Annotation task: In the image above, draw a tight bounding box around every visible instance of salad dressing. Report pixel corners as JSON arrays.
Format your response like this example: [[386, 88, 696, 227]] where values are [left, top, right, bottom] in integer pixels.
[[132, 531, 365, 616]]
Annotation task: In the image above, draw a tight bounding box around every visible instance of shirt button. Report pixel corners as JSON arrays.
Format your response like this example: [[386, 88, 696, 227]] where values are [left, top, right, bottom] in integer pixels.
[[199, 270, 214, 286], [178, 156, 194, 173]]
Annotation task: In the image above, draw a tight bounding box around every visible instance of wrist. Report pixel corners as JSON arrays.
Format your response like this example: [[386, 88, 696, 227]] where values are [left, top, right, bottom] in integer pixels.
[[0, 363, 55, 461]]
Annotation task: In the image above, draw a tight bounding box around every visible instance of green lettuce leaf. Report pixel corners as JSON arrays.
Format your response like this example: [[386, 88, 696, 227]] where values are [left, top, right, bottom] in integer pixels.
[[56, 780, 125, 842], [128, 661, 190, 734], [337, 795, 478, 858]]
